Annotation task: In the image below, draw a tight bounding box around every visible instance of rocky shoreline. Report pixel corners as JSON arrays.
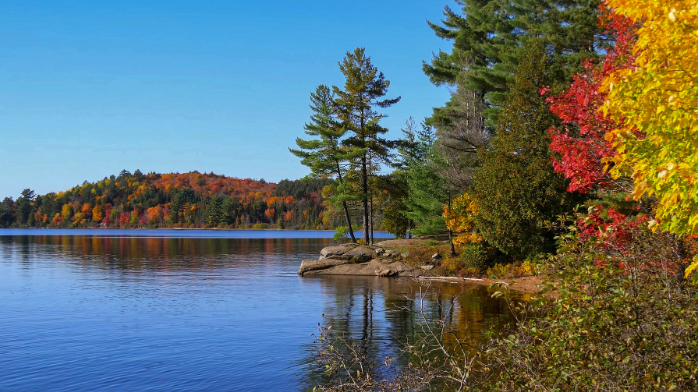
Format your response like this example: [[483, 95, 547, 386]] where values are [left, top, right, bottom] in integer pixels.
[[297, 240, 548, 294], [297, 242, 419, 277]]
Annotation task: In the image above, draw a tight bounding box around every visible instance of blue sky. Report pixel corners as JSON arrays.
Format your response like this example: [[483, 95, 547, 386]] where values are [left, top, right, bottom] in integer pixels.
[[0, 0, 453, 198]]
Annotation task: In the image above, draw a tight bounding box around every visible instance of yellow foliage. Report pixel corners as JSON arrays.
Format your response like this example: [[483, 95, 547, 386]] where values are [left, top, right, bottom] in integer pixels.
[[443, 193, 482, 245], [487, 261, 537, 278], [61, 204, 72, 221], [602, 0, 698, 239], [92, 205, 103, 222]]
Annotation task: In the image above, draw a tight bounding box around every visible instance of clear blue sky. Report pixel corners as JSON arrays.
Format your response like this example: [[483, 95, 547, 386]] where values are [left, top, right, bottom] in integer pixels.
[[0, 0, 453, 199]]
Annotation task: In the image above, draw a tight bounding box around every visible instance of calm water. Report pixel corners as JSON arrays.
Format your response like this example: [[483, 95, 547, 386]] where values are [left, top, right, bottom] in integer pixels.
[[0, 229, 515, 391]]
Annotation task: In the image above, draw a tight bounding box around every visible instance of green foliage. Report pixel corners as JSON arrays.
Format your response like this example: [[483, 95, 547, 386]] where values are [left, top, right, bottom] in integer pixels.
[[332, 226, 349, 241], [484, 221, 698, 391], [424, 0, 603, 129], [404, 158, 448, 237], [458, 242, 488, 269], [377, 172, 410, 239], [398, 124, 454, 237], [472, 44, 579, 258], [273, 178, 333, 199], [333, 47, 401, 243], [289, 84, 361, 241]]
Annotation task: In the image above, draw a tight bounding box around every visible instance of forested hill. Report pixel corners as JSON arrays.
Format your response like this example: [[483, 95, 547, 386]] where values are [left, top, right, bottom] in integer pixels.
[[0, 170, 334, 229]]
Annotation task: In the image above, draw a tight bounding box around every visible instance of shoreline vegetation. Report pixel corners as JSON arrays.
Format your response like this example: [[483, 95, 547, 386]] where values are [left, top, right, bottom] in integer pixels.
[[290, 0, 697, 390]]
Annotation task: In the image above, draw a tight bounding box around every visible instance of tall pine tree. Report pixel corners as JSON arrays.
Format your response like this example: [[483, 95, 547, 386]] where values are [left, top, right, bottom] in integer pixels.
[[424, 0, 603, 129], [290, 84, 360, 242], [333, 48, 400, 244]]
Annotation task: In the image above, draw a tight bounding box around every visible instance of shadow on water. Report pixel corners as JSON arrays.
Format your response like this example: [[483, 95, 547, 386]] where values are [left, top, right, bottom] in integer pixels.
[[299, 275, 523, 389]]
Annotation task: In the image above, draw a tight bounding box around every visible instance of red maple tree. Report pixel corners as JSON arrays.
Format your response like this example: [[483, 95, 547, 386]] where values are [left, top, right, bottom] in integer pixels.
[[542, 9, 637, 193]]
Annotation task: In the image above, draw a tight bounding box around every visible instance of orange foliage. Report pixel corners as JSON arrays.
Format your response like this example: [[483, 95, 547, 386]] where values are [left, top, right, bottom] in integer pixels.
[[146, 205, 164, 224], [92, 205, 103, 222]]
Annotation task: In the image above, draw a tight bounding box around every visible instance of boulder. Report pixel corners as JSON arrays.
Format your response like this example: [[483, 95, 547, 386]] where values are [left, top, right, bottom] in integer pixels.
[[301, 258, 416, 277], [375, 269, 398, 277], [420, 265, 435, 271], [374, 248, 385, 256], [384, 249, 400, 258], [298, 258, 349, 276], [319, 243, 359, 260], [431, 253, 442, 261], [343, 246, 375, 262]]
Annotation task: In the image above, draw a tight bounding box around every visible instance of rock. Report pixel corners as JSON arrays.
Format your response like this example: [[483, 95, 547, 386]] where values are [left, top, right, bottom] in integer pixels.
[[301, 244, 419, 277], [420, 265, 435, 271], [343, 246, 375, 263], [431, 253, 442, 261], [375, 269, 397, 277], [384, 249, 400, 258], [301, 258, 416, 277], [319, 243, 359, 260], [298, 258, 349, 276]]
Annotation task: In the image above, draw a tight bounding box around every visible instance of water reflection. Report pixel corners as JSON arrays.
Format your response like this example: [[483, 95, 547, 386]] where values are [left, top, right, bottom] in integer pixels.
[[0, 232, 517, 391], [0, 234, 335, 271], [302, 276, 521, 388]]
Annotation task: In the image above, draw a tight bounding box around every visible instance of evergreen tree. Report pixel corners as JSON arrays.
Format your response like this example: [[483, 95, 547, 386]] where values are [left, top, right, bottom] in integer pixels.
[[290, 84, 359, 242], [207, 196, 223, 227], [424, 0, 603, 128], [432, 84, 490, 191], [0, 197, 14, 227], [333, 48, 401, 244], [15, 189, 35, 226], [472, 43, 579, 258], [401, 125, 454, 250]]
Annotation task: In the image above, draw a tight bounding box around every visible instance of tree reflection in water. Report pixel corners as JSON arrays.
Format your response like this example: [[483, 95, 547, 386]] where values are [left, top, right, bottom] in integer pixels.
[[304, 276, 524, 390]]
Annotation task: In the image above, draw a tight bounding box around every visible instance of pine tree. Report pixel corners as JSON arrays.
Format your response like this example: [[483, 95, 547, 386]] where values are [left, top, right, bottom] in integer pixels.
[[207, 196, 223, 227], [401, 126, 447, 237], [472, 43, 579, 258], [289, 84, 360, 242], [424, 0, 603, 128], [431, 84, 490, 191], [333, 48, 401, 244]]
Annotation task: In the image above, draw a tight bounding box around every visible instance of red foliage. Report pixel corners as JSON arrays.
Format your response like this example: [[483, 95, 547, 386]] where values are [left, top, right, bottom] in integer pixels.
[[577, 206, 647, 250], [153, 173, 276, 197], [542, 10, 637, 193]]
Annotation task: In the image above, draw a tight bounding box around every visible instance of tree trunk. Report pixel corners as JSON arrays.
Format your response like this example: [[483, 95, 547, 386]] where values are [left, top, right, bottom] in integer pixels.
[[361, 154, 370, 244], [335, 162, 357, 243], [447, 188, 456, 256], [342, 200, 356, 243], [369, 189, 374, 245]]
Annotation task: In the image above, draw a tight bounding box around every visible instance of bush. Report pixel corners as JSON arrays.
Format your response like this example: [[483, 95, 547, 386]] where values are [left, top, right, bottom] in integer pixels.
[[482, 211, 698, 391], [486, 260, 538, 278], [472, 44, 580, 258], [458, 243, 488, 269]]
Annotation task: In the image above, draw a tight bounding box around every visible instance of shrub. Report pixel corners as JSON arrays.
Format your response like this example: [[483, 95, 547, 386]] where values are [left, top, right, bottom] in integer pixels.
[[458, 243, 488, 269]]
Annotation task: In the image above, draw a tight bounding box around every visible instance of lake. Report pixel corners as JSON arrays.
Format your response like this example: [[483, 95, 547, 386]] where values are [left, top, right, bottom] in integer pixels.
[[0, 229, 515, 391]]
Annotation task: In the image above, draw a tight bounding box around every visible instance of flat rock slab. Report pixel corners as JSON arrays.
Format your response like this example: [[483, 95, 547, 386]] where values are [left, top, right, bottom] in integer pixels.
[[319, 244, 374, 262], [319, 243, 358, 258], [300, 258, 417, 277]]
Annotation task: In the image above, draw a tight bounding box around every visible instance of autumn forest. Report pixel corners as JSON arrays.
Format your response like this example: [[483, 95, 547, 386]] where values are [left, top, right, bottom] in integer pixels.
[[0, 171, 336, 230]]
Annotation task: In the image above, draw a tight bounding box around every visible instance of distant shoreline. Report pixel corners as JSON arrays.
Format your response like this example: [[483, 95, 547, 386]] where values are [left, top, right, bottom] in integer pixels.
[[0, 227, 341, 232]]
